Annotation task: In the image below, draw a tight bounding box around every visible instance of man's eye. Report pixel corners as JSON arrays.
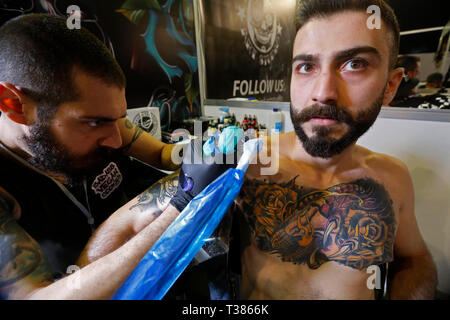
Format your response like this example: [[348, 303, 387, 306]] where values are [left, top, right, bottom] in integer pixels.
[[342, 59, 367, 72], [296, 63, 315, 74]]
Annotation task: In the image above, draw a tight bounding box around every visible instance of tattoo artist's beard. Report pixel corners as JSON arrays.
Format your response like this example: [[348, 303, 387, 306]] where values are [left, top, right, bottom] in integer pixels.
[[290, 92, 384, 159], [22, 122, 114, 187]]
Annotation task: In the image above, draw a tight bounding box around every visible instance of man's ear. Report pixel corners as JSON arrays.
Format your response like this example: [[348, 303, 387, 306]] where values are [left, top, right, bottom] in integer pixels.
[[0, 82, 29, 125], [382, 68, 404, 106]]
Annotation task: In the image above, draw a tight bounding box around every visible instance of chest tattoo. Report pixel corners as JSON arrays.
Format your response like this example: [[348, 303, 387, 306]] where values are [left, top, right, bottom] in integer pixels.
[[239, 177, 397, 270]]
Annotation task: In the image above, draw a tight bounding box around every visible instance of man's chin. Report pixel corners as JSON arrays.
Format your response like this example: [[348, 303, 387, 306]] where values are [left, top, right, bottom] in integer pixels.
[[294, 126, 357, 159]]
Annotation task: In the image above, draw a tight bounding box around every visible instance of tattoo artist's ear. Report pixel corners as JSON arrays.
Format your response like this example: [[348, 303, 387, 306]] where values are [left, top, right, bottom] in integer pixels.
[[0, 82, 35, 125], [382, 68, 404, 106]]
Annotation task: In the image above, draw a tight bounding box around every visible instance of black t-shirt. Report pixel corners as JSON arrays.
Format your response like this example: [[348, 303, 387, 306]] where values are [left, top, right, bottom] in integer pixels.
[[0, 147, 166, 278]]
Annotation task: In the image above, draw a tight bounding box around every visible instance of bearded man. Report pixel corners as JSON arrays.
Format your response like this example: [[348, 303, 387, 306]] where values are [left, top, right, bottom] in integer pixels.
[[0, 14, 185, 298], [234, 0, 437, 300]]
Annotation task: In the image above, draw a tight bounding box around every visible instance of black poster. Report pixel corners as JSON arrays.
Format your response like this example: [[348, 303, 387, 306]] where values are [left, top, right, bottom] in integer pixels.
[[203, 0, 297, 101]]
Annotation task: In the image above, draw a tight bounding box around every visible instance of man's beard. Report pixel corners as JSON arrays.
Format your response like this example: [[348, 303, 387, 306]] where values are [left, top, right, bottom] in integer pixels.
[[290, 90, 385, 159], [22, 121, 114, 187]]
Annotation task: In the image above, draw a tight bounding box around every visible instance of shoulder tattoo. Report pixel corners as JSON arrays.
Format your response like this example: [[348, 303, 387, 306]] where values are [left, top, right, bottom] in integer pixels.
[[120, 119, 144, 153], [0, 189, 53, 298]]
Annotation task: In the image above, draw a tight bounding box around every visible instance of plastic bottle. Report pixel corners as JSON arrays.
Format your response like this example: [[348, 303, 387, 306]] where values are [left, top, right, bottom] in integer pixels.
[[231, 113, 236, 125], [207, 120, 217, 137], [270, 108, 283, 134], [243, 114, 248, 127], [219, 107, 230, 123]]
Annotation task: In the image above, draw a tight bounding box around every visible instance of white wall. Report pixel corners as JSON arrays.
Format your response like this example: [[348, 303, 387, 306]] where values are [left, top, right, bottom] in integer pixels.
[[205, 104, 450, 295]]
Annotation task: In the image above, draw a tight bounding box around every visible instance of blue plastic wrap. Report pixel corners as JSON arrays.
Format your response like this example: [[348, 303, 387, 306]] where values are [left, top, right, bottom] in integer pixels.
[[112, 168, 245, 300]]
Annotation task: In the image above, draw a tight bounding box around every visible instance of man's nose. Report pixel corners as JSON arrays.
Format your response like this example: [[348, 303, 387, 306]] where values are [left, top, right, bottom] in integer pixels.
[[99, 122, 122, 149], [311, 70, 339, 105]]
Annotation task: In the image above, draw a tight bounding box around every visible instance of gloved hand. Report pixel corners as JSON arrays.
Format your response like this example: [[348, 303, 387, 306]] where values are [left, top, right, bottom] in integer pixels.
[[169, 126, 244, 213]]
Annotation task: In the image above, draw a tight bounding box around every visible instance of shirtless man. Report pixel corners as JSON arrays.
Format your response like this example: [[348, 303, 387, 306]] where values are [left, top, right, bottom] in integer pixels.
[[236, 0, 437, 300]]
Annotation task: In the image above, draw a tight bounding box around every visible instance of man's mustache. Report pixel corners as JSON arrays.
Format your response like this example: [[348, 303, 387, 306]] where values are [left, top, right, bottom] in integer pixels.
[[294, 104, 354, 124]]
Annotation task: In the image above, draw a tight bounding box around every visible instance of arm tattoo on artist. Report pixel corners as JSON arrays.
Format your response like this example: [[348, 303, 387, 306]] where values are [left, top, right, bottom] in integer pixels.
[[0, 189, 53, 298], [120, 119, 144, 153], [129, 172, 179, 217], [239, 177, 397, 270]]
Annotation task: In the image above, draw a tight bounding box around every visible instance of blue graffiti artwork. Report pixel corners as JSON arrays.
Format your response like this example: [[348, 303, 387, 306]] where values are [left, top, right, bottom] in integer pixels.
[[118, 0, 200, 129], [142, 0, 198, 82]]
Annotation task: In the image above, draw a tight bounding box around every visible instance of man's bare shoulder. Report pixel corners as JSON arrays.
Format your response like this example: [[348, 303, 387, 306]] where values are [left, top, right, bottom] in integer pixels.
[[357, 146, 413, 194], [358, 146, 410, 177]]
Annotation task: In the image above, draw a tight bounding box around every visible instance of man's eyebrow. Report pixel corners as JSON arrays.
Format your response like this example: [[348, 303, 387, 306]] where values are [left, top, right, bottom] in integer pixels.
[[334, 46, 381, 61], [79, 113, 127, 122], [292, 46, 381, 64], [292, 54, 319, 64]]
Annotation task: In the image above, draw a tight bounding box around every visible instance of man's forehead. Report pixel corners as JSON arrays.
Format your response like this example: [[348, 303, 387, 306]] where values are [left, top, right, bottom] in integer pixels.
[[57, 100, 126, 121], [293, 11, 389, 59], [68, 69, 126, 116], [55, 79, 126, 120]]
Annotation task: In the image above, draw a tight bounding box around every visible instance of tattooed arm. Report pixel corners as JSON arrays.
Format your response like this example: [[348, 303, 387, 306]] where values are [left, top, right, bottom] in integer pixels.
[[78, 129, 238, 267], [118, 118, 181, 171], [77, 171, 179, 267], [0, 186, 181, 299], [388, 162, 437, 299], [0, 187, 54, 299]]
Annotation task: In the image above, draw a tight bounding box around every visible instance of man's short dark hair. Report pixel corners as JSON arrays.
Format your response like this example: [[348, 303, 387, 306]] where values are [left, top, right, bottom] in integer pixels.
[[426, 72, 443, 85], [295, 0, 400, 70], [0, 14, 126, 120], [396, 55, 420, 73]]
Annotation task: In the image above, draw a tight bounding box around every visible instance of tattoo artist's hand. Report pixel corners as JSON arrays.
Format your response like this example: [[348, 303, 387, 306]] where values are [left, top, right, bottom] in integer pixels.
[[169, 126, 244, 212]]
